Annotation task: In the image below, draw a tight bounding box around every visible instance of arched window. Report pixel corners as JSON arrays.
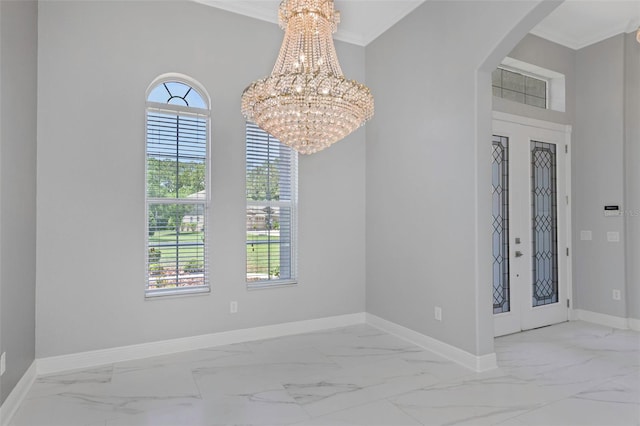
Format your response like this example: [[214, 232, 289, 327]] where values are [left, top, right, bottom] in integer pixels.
[[145, 76, 210, 297]]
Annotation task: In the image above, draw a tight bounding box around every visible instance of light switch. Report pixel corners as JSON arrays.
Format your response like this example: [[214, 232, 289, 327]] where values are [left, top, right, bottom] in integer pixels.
[[580, 231, 592, 241], [607, 232, 620, 242]]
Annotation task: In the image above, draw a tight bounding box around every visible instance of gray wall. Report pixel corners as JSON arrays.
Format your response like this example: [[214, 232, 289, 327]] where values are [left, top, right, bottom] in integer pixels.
[[573, 35, 627, 318], [36, 0, 366, 358], [365, 0, 554, 356], [0, 0, 38, 405], [624, 31, 640, 320], [494, 34, 575, 125]]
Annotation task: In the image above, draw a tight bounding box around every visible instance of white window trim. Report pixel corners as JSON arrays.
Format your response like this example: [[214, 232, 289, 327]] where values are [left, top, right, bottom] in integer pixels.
[[144, 75, 212, 298]]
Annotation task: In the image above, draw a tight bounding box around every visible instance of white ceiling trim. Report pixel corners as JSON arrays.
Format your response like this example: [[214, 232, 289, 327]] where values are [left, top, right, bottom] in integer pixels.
[[193, 1, 277, 26], [194, 0, 639, 50], [530, 0, 640, 51], [531, 18, 640, 50], [193, 0, 424, 46]]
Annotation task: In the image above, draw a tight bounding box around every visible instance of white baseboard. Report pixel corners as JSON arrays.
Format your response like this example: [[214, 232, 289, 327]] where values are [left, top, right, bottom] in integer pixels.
[[573, 309, 631, 330], [568, 308, 579, 321], [0, 360, 37, 426], [38, 312, 366, 375], [628, 318, 640, 332], [365, 313, 497, 372]]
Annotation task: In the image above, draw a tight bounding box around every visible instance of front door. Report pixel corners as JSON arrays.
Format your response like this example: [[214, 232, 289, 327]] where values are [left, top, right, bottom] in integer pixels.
[[492, 113, 571, 337]]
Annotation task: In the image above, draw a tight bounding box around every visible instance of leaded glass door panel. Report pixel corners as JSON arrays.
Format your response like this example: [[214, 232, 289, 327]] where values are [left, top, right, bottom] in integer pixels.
[[493, 114, 570, 337]]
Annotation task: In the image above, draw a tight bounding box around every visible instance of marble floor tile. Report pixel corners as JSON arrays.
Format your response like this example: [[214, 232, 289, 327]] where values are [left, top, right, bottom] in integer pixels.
[[245, 324, 385, 354], [201, 389, 310, 425], [501, 395, 640, 426], [8, 321, 640, 426], [312, 332, 426, 369], [105, 406, 210, 426], [190, 345, 342, 384], [26, 365, 114, 399], [574, 374, 640, 406], [399, 349, 477, 382], [109, 363, 201, 399], [291, 399, 422, 426], [283, 357, 440, 417], [389, 369, 553, 426], [114, 343, 254, 372], [12, 392, 203, 426], [106, 389, 311, 426], [9, 395, 121, 426]]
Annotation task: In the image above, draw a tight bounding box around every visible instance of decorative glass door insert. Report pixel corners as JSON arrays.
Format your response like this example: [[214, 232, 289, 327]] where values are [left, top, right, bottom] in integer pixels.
[[492, 136, 510, 314], [531, 141, 559, 307]]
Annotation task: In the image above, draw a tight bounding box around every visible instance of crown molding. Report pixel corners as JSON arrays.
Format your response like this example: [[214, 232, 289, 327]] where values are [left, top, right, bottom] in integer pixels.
[[531, 18, 640, 50], [194, 0, 278, 26]]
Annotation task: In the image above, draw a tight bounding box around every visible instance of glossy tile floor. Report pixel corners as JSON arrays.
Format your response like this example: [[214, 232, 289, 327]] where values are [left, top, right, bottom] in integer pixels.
[[9, 321, 640, 426]]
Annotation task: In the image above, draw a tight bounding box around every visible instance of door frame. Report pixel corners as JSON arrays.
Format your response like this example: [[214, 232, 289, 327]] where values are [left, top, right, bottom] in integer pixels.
[[492, 111, 574, 334]]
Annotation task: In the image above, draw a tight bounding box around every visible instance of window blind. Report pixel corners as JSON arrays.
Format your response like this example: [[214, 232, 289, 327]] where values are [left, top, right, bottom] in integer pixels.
[[146, 106, 209, 295], [246, 122, 298, 286]]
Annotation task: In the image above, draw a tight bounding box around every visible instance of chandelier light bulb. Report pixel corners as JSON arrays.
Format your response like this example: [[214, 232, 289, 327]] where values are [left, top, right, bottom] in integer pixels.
[[241, 0, 374, 154]]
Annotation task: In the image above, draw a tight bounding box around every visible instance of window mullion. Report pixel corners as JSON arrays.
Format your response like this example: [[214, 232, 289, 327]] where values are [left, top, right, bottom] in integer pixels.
[[148, 198, 205, 205], [147, 102, 209, 117], [174, 113, 180, 284]]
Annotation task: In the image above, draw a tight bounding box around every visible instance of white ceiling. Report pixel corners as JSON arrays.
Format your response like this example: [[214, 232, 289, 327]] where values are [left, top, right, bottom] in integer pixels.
[[195, 0, 640, 50], [193, 0, 425, 46], [531, 0, 640, 50]]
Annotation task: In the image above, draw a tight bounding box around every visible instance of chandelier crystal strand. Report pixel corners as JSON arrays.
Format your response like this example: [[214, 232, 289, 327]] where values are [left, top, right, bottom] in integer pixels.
[[637, 2, 640, 45], [241, 0, 374, 154]]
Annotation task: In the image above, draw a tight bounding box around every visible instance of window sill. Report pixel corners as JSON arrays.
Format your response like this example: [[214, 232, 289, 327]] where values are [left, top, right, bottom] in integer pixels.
[[247, 279, 298, 291], [145, 286, 210, 299]]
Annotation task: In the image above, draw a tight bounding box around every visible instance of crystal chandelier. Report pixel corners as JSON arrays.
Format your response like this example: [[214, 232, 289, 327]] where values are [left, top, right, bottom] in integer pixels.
[[241, 0, 374, 155]]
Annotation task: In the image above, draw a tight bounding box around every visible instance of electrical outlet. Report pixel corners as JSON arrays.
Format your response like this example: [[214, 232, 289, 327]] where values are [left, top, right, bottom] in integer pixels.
[[580, 230, 592, 241], [230, 301, 238, 314], [434, 306, 442, 321], [612, 289, 622, 301], [1, 352, 6, 376]]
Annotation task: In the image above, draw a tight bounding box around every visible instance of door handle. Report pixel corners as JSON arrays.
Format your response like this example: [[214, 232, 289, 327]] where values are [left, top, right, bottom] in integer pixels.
[[515, 251, 524, 258]]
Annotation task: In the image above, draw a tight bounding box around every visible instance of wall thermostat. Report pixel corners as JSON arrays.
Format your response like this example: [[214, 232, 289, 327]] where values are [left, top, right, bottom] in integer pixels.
[[604, 205, 621, 217]]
